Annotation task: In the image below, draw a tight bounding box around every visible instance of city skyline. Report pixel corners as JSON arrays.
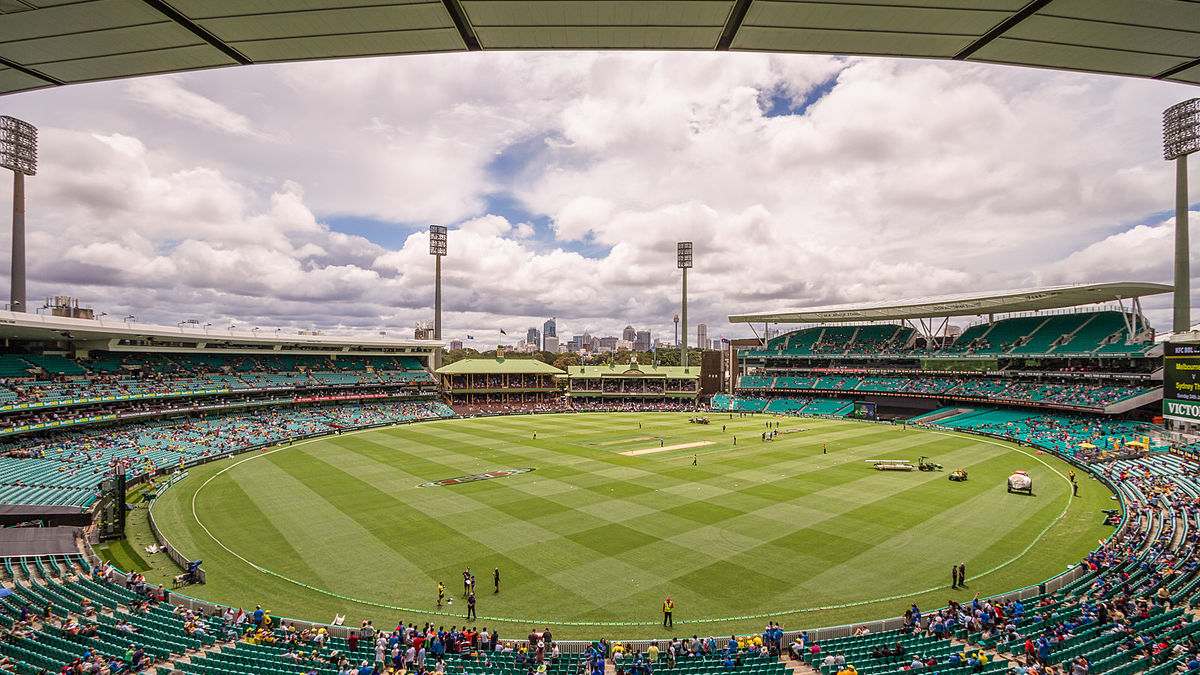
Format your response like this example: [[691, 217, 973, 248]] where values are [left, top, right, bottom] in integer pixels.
[[456, 316, 730, 354]]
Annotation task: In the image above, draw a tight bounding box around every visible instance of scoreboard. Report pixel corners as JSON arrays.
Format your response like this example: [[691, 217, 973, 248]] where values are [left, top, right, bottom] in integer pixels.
[[1164, 342, 1200, 423]]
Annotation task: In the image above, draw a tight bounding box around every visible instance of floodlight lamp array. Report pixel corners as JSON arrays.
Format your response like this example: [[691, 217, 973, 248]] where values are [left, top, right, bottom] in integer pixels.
[[429, 224, 447, 256], [1164, 98, 1200, 160], [676, 241, 693, 269], [0, 116, 37, 176]]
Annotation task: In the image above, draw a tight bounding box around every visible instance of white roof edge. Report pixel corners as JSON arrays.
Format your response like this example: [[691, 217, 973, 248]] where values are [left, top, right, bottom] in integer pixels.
[[0, 310, 444, 349], [728, 282, 1174, 324]]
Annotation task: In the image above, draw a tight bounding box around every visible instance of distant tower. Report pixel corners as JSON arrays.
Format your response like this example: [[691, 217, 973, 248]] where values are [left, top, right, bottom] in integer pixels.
[[697, 323, 708, 350], [542, 317, 557, 349], [622, 325, 636, 342]]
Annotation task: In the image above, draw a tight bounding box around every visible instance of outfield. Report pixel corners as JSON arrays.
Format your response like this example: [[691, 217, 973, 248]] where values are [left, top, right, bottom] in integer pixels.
[[144, 413, 1113, 639]]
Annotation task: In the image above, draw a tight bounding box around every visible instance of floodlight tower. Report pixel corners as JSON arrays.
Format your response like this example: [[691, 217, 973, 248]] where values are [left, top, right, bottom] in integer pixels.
[[1165, 99, 1200, 333], [0, 117, 36, 313], [677, 242, 693, 370], [429, 225, 447, 367]]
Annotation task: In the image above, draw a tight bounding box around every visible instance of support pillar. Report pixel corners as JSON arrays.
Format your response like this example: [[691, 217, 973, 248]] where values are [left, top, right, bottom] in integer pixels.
[[1175, 155, 1191, 333], [681, 267, 688, 370], [10, 171, 24, 313], [433, 254, 443, 368]]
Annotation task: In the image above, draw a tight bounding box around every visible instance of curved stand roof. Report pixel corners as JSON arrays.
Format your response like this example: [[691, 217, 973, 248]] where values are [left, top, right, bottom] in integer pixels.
[[0, 1, 1196, 95], [727, 281, 1173, 323]]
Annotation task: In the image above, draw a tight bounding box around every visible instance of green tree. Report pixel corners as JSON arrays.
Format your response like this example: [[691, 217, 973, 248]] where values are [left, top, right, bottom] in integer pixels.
[[552, 352, 581, 370], [443, 348, 479, 365]]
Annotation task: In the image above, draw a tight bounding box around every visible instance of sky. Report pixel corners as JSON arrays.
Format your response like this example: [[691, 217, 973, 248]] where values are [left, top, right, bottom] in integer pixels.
[[0, 51, 1196, 347]]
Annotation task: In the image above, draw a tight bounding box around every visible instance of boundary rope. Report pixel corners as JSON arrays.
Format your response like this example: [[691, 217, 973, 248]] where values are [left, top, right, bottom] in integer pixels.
[[178, 421, 1081, 627]]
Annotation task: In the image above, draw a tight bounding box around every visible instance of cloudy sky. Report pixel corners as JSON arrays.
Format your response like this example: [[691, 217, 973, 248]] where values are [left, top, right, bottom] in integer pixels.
[[0, 52, 1196, 346]]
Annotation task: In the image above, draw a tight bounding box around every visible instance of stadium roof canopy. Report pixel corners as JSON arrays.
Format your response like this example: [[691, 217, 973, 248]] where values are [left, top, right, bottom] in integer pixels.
[[0, 1, 1197, 96], [0, 309, 442, 351], [727, 281, 1174, 324], [436, 357, 564, 375]]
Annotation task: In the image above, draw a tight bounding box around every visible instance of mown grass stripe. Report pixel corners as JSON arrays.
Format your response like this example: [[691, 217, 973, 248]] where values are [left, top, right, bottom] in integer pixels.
[[148, 414, 1109, 639]]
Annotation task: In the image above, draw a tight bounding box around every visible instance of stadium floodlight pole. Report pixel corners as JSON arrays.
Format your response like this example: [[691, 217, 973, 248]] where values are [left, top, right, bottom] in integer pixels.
[[677, 242, 693, 370], [1164, 98, 1200, 333], [429, 225, 448, 368], [0, 116, 37, 313]]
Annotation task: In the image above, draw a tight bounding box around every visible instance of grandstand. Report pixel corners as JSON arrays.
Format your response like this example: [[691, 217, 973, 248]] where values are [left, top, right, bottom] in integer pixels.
[[436, 356, 564, 407], [0, 312, 442, 517], [727, 283, 1168, 417], [566, 360, 700, 403]]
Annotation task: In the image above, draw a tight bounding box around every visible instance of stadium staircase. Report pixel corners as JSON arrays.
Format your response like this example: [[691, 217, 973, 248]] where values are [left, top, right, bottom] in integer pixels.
[[1101, 385, 1165, 415], [905, 407, 974, 424]]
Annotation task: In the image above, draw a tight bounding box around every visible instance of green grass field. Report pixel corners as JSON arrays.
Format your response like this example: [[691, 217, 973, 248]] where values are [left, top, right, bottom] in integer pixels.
[[141, 412, 1113, 639]]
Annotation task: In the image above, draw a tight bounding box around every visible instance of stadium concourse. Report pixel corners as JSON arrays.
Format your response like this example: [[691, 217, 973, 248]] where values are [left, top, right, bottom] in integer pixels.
[[0, 285, 1196, 674]]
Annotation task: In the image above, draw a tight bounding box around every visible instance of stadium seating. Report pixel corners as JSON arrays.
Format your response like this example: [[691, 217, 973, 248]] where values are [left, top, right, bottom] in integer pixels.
[[1054, 311, 1131, 355], [920, 407, 1159, 456], [736, 374, 1152, 409], [801, 398, 854, 416], [0, 351, 436, 413], [765, 398, 808, 413], [1007, 314, 1089, 355], [0, 401, 454, 507], [748, 324, 914, 357], [0, 557, 803, 675], [743, 311, 1153, 359], [712, 394, 768, 412], [738, 375, 774, 389], [848, 324, 914, 354]]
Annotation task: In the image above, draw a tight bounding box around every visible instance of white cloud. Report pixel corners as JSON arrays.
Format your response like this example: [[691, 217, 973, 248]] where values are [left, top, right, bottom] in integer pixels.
[[0, 52, 1194, 344], [127, 77, 274, 141]]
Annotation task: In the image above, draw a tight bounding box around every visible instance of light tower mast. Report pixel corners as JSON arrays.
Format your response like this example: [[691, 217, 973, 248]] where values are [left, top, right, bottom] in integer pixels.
[[429, 225, 448, 367], [1164, 99, 1200, 333], [0, 116, 37, 313], [677, 242, 693, 370]]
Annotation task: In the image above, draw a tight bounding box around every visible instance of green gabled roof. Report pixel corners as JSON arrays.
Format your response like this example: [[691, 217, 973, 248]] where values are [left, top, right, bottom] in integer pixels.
[[436, 358, 564, 376], [567, 364, 699, 379]]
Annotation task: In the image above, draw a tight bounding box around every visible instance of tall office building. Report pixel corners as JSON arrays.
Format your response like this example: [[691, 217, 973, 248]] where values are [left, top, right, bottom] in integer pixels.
[[697, 323, 708, 350], [543, 336, 559, 353], [634, 330, 651, 352], [622, 325, 636, 342], [449, 339, 463, 351], [543, 317, 557, 342], [527, 327, 541, 348]]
